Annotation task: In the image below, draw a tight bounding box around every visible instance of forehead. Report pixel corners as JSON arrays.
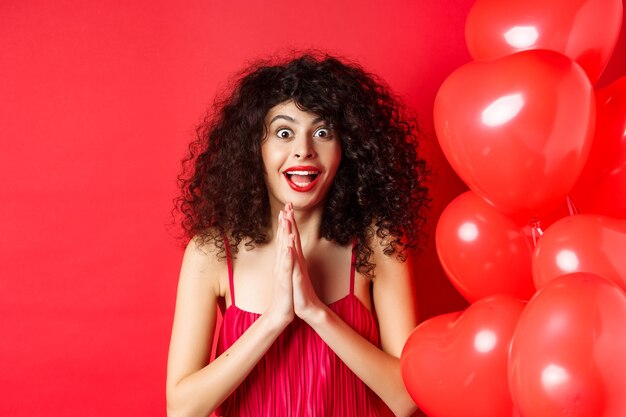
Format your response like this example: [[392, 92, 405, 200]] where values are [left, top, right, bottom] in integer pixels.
[[265, 100, 323, 124]]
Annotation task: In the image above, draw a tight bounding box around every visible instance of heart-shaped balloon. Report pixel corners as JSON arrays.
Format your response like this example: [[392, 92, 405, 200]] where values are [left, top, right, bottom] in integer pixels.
[[533, 214, 626, 292], [434, 49, 595, 219], [465, 0, 623, 82], [509, 273, 626, 417], [572, 76, 626, 219], [436, 191, 535, 302], [401, 295, 526, 417]]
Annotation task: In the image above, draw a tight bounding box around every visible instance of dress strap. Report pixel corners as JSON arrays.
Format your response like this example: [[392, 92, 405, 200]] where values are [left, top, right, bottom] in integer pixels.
[[223, 236, 235, 307], [350, 238, 357, 295]]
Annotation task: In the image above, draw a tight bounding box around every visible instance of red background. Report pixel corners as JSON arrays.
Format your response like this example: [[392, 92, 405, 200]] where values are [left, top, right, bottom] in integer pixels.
[[1, 1, 624, 416]]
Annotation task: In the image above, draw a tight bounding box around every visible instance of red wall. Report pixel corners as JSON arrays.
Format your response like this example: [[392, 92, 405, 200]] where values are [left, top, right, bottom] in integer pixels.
[[0, 1, 623, 416]]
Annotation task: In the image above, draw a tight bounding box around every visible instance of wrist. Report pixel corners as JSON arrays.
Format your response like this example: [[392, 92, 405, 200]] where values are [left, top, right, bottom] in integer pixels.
[[301, 302, 329, 327], [262, 305, 293, 334]]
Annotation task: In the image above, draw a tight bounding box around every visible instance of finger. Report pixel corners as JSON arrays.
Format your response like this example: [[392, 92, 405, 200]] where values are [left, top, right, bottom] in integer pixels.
[[275, 210, 284, 264], [282, 236, 295, 277], [275, 226, 291, 278], [287, 206, 303, 258], [288, 204, 301, 251], [280, 217, 292, 264], [283, 216, 292, 237], [291, 244, 302, 280]]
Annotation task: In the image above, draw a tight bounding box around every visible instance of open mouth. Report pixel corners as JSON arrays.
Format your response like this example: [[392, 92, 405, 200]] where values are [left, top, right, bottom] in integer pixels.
[[283, 169, 321, 192]]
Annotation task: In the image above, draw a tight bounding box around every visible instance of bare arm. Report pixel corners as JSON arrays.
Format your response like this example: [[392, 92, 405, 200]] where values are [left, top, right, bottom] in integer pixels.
[[166, 225, 295, 417], [304, 249, 418, 416], [286, 208, 418, 416]]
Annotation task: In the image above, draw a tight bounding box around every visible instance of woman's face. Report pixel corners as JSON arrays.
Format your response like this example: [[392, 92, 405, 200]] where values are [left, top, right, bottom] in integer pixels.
[[261, 100, 342, 212]]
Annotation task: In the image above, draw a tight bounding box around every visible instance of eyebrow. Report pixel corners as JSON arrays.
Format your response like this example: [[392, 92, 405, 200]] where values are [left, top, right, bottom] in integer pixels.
[[269, 115, 325, 125]]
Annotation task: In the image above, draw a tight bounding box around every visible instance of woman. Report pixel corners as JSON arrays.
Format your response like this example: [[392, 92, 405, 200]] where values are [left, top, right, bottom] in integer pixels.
[[167, 53, 429, 417]]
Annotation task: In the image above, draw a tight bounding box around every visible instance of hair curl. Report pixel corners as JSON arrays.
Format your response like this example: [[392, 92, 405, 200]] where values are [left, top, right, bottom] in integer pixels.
[[174, 52, 429, 279]]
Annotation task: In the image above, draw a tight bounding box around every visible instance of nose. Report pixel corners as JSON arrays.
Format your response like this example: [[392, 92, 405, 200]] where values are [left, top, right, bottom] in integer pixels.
[[294, 151, 314, 159], [293, 136, 316, 160]]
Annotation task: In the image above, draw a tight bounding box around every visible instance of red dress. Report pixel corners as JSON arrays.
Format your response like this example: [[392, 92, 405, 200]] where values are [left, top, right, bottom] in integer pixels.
[[215, 242, 390, 417]]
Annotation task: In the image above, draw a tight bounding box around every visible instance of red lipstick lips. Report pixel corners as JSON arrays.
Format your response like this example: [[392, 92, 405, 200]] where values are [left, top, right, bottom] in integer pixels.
[[283, 166, 321, 192]]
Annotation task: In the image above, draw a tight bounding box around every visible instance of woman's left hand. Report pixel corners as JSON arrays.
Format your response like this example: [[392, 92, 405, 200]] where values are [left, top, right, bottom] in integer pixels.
[[284, 203, 325, 323]]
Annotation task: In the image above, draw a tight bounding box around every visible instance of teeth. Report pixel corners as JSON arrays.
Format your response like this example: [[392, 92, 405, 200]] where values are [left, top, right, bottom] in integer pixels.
[[286, 170, 319, 175]]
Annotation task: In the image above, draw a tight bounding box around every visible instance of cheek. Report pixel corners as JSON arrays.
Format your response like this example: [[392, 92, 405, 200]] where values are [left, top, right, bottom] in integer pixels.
[[328, 144, 342, 172], [261, 144, 281, 172]]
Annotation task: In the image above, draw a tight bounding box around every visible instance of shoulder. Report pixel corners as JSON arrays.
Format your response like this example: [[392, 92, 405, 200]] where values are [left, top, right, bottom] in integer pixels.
[[368, 235, 410, 281], [183, 234, 223, 266], [184, 234, 222, 257], [179, 235, 228, 297]]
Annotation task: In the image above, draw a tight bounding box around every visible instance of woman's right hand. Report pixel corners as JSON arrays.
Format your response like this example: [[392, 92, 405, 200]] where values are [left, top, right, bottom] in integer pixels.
[[265, 207, 296, 328]]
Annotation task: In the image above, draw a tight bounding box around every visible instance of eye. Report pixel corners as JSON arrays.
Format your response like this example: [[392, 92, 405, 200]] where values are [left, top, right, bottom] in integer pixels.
[[314, 127, 332, 139], [276, 128, 293, 139]]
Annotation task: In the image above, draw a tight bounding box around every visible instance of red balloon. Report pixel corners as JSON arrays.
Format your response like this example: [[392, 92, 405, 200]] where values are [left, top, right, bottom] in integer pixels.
[[436, 191, 535, 302], [434, 49, 595, 218], [533, 214, 626, 293], [509, 273, 626, 417], [465, 0, 623, 82], [571, 77, 626, 218], [401, 295, 526, 417]]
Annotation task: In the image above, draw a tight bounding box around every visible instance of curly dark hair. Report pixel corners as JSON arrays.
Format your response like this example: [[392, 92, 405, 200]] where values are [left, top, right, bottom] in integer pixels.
[[174, 51, 429, 279]]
